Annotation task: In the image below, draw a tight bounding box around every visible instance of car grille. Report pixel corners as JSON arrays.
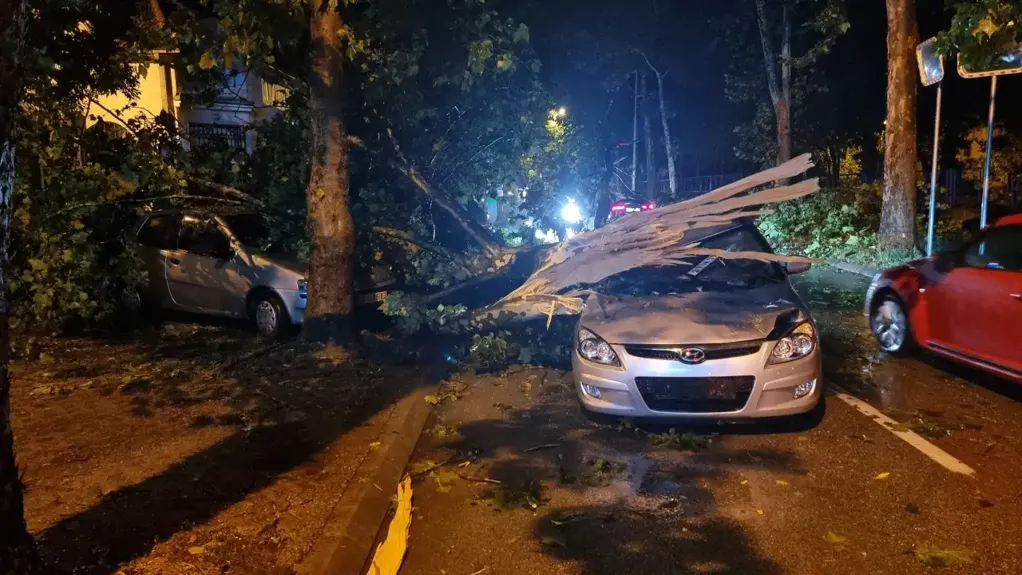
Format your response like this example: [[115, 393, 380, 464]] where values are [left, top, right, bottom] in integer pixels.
[[624, 341, 763, 362], [635, 376, 755, 413]]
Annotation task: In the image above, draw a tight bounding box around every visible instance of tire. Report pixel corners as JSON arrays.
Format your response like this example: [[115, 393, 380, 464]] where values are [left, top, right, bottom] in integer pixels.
[[250, 292, 288, 338], [870, 293, 915, 356]]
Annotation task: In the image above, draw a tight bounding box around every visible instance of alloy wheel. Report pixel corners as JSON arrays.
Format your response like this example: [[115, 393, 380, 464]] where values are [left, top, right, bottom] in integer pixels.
[[872, 299, 907, 353]]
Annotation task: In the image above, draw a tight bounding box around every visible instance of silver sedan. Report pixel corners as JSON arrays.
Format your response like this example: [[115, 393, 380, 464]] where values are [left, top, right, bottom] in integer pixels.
[[571, 224, 822, 422], [132, 210, 392, 337]]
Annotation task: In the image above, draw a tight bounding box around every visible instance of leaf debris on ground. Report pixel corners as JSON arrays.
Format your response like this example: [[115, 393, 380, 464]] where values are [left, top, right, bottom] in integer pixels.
[[824, 532, 847, 544], [912, 543, 974, 568], [580, 459, 627, 487]]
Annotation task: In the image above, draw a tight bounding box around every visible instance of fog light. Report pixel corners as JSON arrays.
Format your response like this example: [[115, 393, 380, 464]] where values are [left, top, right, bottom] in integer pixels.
[[581, 383, 603, 399], [793, 379, 816, 399]]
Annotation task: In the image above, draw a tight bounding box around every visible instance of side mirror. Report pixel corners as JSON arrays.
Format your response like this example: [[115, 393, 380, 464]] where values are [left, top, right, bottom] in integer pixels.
[[785, 261, 812, 275]]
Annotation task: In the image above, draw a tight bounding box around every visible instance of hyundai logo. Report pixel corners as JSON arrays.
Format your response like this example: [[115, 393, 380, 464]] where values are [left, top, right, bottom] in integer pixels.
[[677, 347, 706, 364]]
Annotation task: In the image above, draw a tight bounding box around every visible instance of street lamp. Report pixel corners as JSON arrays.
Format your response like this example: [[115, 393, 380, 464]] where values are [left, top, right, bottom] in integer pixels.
[[556, 106, 567, 118]]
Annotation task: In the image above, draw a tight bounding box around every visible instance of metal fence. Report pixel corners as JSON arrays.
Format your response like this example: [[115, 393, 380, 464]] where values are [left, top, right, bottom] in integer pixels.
[[187, 123, 248, 151], [656, 174, 743, 197], [942, 168, 1022, 209]]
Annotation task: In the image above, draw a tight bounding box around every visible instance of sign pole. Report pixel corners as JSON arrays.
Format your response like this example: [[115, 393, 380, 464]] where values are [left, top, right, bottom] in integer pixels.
[[980, 75, 997, 229], [926, 81, 943, 256], [917, 38, 945, 255]]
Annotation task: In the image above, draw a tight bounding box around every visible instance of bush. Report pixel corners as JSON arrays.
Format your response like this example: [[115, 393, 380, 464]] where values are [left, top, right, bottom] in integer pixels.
[[468, 332, 510, 372], [10, 109, 181, 334], [757, 182, 928, 269]]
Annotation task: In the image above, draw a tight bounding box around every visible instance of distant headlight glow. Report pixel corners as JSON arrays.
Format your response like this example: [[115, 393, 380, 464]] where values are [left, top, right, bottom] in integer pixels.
[[561, 200, 583, 224]]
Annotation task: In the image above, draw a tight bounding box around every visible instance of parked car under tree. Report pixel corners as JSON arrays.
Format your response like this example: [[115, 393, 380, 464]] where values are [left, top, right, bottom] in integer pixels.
[[130, 209, 394, 337], [570, 222, 823, 422]]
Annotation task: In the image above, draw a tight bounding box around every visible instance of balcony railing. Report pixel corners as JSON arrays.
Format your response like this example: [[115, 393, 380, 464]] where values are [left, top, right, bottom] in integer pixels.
[[187, 123, 248, 151]]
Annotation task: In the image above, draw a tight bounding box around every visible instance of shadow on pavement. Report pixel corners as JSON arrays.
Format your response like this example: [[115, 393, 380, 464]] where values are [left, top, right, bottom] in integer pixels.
[[28, 326, 447, 574]]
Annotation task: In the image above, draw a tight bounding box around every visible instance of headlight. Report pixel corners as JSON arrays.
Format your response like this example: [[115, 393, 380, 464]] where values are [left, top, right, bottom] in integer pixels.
[[768, 322, 816, 364], [577, 327, 620, 366], [297, 279, 307, 290]]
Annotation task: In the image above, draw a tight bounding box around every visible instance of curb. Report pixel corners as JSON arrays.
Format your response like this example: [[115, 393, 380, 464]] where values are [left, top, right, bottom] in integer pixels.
[[826, 260, 879, 278], [298, 374, 441, 575]]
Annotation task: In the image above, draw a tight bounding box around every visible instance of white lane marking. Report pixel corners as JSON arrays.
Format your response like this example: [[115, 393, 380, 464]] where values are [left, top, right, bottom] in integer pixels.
[[833, 392, 977, 477]]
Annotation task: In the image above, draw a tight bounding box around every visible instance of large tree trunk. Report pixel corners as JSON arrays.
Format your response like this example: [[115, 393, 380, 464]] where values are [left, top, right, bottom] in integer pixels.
[[754, 0, 793, 167], [777, 1, 792, 165], [880, 0, 919, 248], [642, 72, 656, 200], [1, 1, 34, 572], [304, 0, 355, 343]]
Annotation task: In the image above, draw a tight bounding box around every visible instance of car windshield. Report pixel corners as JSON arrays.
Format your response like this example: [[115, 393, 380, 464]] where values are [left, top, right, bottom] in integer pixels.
[[573, 226, 784, 296], [220, 213, 272, 250]]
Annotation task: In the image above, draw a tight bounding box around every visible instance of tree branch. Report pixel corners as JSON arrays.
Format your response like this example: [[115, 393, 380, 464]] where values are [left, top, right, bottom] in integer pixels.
[[754, 0, 781, 104], [371, 226, 470, 269], [52, 194, 250, 217], [385, 128, 502, 259], [186, 176, 267, 208]]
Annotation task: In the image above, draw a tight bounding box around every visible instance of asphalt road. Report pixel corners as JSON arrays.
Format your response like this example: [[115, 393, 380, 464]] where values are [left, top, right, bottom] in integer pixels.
[[396, 266, 1022, 575]]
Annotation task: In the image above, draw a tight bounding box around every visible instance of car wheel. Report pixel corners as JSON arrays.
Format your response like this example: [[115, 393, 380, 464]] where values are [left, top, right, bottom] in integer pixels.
[[870, 294, 914, 356], [251, 292, 288, 338]]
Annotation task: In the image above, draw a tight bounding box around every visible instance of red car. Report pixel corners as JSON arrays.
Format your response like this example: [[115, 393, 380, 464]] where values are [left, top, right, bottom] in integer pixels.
[[865, 214, 1022, 383], [609, 198, 656, 219]]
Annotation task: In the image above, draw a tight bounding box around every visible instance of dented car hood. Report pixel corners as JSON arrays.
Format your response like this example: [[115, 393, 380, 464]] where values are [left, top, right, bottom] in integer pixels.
[[579, 282, 806, 345]]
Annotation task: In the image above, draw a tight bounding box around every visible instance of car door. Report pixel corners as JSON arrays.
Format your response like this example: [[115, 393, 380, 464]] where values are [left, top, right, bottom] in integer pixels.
[[135, 214, 181, 306], [926, 224, 1022, 373], [166, 215, 239, 314]]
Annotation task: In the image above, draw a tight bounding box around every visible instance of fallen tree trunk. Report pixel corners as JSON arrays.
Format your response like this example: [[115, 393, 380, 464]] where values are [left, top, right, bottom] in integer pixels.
[[460, 154, 820, 326]]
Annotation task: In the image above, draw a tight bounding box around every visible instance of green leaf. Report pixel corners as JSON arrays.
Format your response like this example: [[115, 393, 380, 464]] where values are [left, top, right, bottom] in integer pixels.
[[198, 51, 217, 70], [972, 16, 998, 38]]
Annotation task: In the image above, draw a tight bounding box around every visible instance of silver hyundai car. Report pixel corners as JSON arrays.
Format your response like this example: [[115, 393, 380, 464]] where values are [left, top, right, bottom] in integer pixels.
[[571, 222, 822, 421]]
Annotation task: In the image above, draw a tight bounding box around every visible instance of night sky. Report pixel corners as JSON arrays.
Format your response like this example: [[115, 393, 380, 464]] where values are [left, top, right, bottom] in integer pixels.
[[519, 0, 1022, 176]]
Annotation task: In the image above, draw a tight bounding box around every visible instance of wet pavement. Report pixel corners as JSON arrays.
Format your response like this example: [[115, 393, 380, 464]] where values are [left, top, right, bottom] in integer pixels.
[[396, 266, 1022, 575]]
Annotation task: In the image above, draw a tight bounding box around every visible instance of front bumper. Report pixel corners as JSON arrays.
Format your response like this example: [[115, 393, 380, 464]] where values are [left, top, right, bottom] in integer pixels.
[[573, 341, 822, 420], [277, 288, 307, 325]]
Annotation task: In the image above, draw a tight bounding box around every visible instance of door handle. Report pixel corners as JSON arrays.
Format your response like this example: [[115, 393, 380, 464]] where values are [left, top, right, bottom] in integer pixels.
[[1011, 293, 1022, 300], [168, 257, 181, 266]]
